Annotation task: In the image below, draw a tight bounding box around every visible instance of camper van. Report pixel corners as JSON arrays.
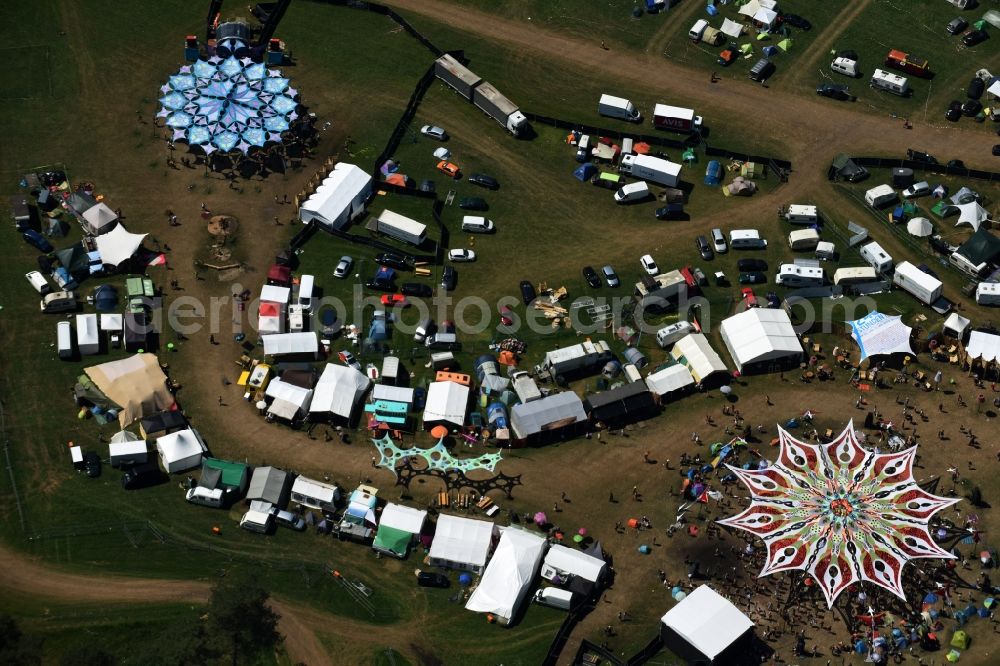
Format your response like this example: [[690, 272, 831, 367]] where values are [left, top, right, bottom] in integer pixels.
[[788, 228, 821, 251], [864, 184, 898, 209], [614, 181, 651, 204], [186, 486, 226, 509], [870, 69, 910, 96], [688, 19, 708, 42], [831, 57, 859, 78], [977, 282, 1000, 306], [729, 229, 767, 250], [949, 251, 989, 279], [26, 271, 51, 295], [784, 205, 819, 225], [833, 267, 878, 286], [240, 500, 275, 533], [297, 274, 315, 312], [56, 321, 74, 360], [40, 290, 77, 313], [815, 241, 836, 260], [534, 587, 574, 610], [860, 241, 894, 273], [655, 321, 694, 348], [575, 134, 590, 162], [775, 264, 825, 288], [461, 216, 495, 233]]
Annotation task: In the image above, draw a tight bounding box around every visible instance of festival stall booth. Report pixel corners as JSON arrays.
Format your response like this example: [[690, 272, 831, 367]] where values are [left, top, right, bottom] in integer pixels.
[[719, 309, 803, 374], [264, 377, 313, 422], [428, 514, 497, 574], [82, 203, 119, 235], [509, 391, 588, 446], [660, 585, 755, 665], [465, 528, 548, 625], [373, 502, 428, 558], [670, 334, 728, 387], [309, 363, 371, 425], [583, 381, 657, 427], [644, 364, 695, 401], [540, 544, 607, 597], [966, 331, 1000, 378]]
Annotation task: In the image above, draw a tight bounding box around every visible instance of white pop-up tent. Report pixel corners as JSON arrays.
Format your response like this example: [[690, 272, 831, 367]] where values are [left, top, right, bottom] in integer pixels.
[[422, 381, 470, 429], [108, 430, 147, 466], [720, 17, 744, 38], [847, 311, 914, 363], [967, 331, 1000, 363], [645, 365, 695, 398], [309, 363, 371, 422], [82, 202, 118, 235], [264, 378, 313, 420], [661, 585, 754, 664], [262, 332, 318, 356], [299, 163, 372, 231], [258, 301, 285, 336], [947, 201, 990, 232], [428, 514, 496, 573], [465, 528, 548, 624], [719, 308, 803, 374], [670, 334, 728, 384], [156, 427, 208, 473], [95, 223, 147, 266], [75, 313, 100, 355], [943, 312, 971, 340], [541, 544, 607, 587]]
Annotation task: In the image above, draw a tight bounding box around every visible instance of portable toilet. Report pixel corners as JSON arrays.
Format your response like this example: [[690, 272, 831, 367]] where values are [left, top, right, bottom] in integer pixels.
[[623, 347, 648, 369], [704, 161, 722, 186]]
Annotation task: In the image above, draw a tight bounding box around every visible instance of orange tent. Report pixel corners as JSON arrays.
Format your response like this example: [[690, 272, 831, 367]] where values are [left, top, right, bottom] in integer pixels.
[[431, 425, 449, 439], [498, 350, 517, 366]]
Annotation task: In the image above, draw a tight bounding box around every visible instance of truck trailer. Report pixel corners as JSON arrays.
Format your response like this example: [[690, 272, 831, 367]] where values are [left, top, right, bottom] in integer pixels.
[[652, 103, 702, 132], [598, 94, 642, 122], [538, 340, 612, 380], [892, 261, 942, 305], [374, 210, 427, 246], [620, 154, 681, 187], [472, 82, 528, 135], [434, 54, 482, 100]]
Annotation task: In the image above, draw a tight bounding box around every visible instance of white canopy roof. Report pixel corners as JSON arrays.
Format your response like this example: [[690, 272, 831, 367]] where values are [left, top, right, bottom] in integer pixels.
[[848, 311, 914, 362], [309, 363, 371, 419], [510, 391, 587, 439], [671, 333, 728, 383], [379, 502, 427, 534], [989, 79, 1000, 98], [907, 217, 933, 237], [543, 544, 606, 583], [645, 364, 695, 396], [720, 17, 744, 38], [738, 0, 761, 18], [465, 528, 547, 620], [429, 514, 495, 569], [76, 313, 99, 348], [82, 202, 118, 234], [95, 223, 146, 266], [967, 331, 1000, 363], [720, 309, 802, 372], [423, 381, 470, 428], [661, 585, 754, 661], [943, 312, 971, 337], [262, 332, 318, 356], [156, 428, 207, 465], [371, 384, 414, 405], [754, 7, 778, 26], [260, 284, 291, 304], [100, 313, 123, 332], [299, 163, 372, 228], [949, 201, 990, 232], [265, 378, 313, 412], [110, 429, 140, 444]]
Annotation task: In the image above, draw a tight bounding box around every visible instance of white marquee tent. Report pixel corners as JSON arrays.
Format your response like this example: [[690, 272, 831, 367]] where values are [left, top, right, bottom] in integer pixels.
[[661, 585, 754, 664], [265, 378, 313, 420], [967, 331, 1000, 363], [428, 514, 496, 573], [645, 365, 695, 397], [262, 332, 318, 356], [847, 311, 914, 362], [947, 201, 990, 232], [299, 163, 373, 231], [95, 223, 147, 266], [309, 363, 371, 421], [541, 544, 607, 584], [82, 202, 118, 235], [156, 427, 208, 473], [465, 528, 547, 624], [719, 308, 802, 373], [422, 381, 470, 429], [670, 333, 728, 383]]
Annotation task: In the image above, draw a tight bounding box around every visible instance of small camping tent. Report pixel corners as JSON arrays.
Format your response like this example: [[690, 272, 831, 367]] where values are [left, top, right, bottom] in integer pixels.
[[82, 203, 119, 235], [573, 163, 598, 182], [704, 161, 722, 186]]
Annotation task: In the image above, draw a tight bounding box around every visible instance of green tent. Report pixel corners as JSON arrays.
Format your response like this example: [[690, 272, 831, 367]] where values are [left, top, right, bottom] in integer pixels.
[[950, 629, 970, 650], [777, 38, 793, 52], [373, 525, 413, 557]]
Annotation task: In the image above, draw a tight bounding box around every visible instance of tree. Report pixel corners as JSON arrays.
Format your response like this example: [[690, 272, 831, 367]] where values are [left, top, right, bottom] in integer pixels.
[[207, 572, 282, 665], [0, 615, 41, 666], [57, 643, 114, 666], [125, 616, 218, 666]]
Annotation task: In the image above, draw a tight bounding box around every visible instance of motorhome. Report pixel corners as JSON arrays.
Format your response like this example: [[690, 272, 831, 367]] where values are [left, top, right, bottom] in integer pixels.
[[860, 241, 894, 273], [831, 57, 859, 78], [729, 229, 767, 250], [56, 321, 74, 360], [870, 68, 910, 96], [833, 267, 878, 286], [297, 274, 315, 312], [976, 282, 1000, 306], [240, 500, 275, 533], [815, 241, 836, 260], [655, 321, 694, 348], [865, 184, 898, 208], [775, 264, 825, 288], [784, 204, 819, 225]]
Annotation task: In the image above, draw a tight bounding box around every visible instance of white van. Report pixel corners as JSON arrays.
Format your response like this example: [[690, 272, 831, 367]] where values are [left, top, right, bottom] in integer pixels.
[[575, 134, 590, 161], [185, 486, 225, 508], [534, 587, 574, 610], [776, 264, 825, 288], [656, 321, 694, 348], [26, 271, 51, 295], [689, 19, 709, 42], [976, 282, 1000, 306], [784, 204, 819, 225], [40, 290, 77, 313], [831, 57, 859, 78], [56, 321, 74, 360], [240, 500, 275, 533], [871, 68, 909, 96], [729, 229, 767, 250], [614, 181, 650, 204], [788, 228, 820, 251], [860, 241, 893, 273], [297, 274, 315, 312], [833, 267, 878, 286], [461, 216, 495, 233]]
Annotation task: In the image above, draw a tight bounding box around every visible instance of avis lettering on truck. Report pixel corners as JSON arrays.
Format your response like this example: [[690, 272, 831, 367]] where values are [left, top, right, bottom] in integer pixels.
[[652, 103, 703, 133], [598, 94, 642, 122]]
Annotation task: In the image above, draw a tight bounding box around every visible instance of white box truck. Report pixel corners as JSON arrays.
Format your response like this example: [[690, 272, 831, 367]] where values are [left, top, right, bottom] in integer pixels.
[[652, 103, 702, 133], [977, 282, 1000, 306], [534, 587, 574, 610], [860, 241, 894, 273], [375, 210, 427, 246], [620, 154, 681, 187], [784, 204, 819, 225], [893, 261, 942, 305], [598, 94, 642, 122], [871, 68, 910, 96]]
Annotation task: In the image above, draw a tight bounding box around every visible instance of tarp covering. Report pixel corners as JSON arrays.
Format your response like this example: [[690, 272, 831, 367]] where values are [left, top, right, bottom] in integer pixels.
[[423, 381, 470, 428], [510, 391, 587, 439], [428, 514, 495, 572], [661, 585, 754, 662], [465, 528, 547, 622], [847, 311, 914, 362], [309, 363, 371, 420], [721, 18, 744, 38], [720, 309, 802, 372], [95, 224, 147, 266], [372, 525, 412, 558], [955, 228, 1000, 265], [299, 162, 372, 230], [260, 284, 290, 303], [82, 202, 118, 235], [967, 331, 1000, 363], [84, 354, 174, 427], [671, 333, 728, 383], [247, 466, 290, 506], [262, 332, 318, 356]]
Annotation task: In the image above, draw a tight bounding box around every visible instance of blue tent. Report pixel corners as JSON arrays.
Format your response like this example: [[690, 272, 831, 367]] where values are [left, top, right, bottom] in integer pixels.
[[574, 163, 597, 182], [374, 266, 395, 282], [94, 285, 118, 312], [704, 160, 722, 185], [763, 45, 778, 57], [706, 4, 719, 17], [368, 318, 389, 341]]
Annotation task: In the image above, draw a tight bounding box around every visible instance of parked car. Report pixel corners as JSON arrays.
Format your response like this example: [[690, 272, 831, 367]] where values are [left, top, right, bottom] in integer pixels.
[[738, 271, 766, 285], [947, 159, 965, 169], [420, 125, 448, 141], [448, 248, 476, 262], [271, 507, 307, 531], [968, 77, 985, 99], [737, 258, 768, 272], [458, 197, 488, 211], [333, 255, 353, 279], [401, 282, 432, 297], [963, 30, 989, 47], [741, 287, 758, 309], [962, 99, 982, 117], [947, 17, 968, 35], [339, 350, 363, 372], [781, 13, 811, 30], [467, 173, 499, 189], [375, 252, 412, 270], [717, 49, 737, 66], [440, 266, 456, 291], [993, 145, 1000, 157], [364, 279, 396, 293], [519, 280, 536, 304], [83, 452, 102, 478], [816, 83, 851, 100], [22, 229, 53, 253], [945, 100, 962, 122], [902, 181, 930, 198], [640, 254, 659, 276], [601, 265, 620, 288], [416, 571, 450, 588], [906, 149, 937, 164], [695, 236, 714, 261], [582, 266, 601, 288], [436, 160, 460, 178], [380, 293, 409, 307], [654, 204, 684, 220], [498, 305, 514, 326]]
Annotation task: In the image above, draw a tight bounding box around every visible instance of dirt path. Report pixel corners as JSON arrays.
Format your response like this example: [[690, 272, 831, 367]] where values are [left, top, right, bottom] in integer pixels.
[[786, 0, 872, 89]]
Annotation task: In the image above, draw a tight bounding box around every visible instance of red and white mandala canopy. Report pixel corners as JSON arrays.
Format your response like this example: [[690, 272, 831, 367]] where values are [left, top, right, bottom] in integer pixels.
[[718, 421, 958, 607]]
